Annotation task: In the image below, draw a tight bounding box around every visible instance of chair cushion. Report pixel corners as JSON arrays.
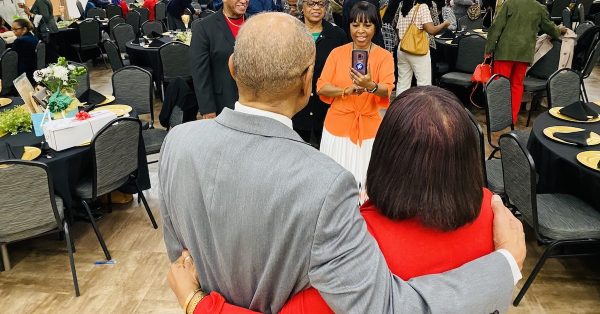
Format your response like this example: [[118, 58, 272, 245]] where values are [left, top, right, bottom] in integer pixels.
[[142, 128, 168, 155], [486, 159, 504, 194], [75, 176, 129, 199], [439, 72, 474, 87], [534, 194, 600, 240], [523, 77, 546, 92]]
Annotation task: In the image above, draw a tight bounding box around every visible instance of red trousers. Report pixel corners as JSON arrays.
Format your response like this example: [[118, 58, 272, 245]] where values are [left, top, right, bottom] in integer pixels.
[[492, 60, 529, 123]]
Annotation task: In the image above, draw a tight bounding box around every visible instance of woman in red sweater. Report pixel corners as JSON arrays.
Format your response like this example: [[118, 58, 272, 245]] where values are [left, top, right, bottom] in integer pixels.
[[169, 86, 496, 314]]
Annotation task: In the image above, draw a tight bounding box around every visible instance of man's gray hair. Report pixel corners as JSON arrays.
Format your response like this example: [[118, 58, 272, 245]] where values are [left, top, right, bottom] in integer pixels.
[[233, 13, 315, 96]]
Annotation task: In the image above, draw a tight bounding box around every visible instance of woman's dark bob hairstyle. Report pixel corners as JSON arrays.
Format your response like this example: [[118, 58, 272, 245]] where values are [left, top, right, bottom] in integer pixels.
[[366, 86, 484, 231], [349, 1, 382, 36]]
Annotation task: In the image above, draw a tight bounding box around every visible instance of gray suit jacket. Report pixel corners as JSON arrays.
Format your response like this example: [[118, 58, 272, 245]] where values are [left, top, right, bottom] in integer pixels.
[[159, 108, 513, 313]]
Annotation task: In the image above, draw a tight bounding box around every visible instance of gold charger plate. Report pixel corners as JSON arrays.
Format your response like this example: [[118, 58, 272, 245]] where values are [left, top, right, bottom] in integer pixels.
[[445, 40, 456, 45], [549, 107, 600, 123], [22, 146, 41, 161], [576, 151, 600, 172], [543, 126, 600, 146], [90, 104, 132, 117], [0, 98, 12, 107], [473, 28, 484, 33]]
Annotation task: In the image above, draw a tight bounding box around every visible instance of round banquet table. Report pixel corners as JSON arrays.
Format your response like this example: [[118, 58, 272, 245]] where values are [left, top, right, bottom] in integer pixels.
[[0, 98, 151, 210], [527, 111, 600, 210], [125, 36, 177, 89]]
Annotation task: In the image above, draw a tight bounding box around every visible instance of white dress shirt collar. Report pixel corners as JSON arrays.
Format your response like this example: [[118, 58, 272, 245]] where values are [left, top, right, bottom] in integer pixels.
[[234, 101, 293, 130]]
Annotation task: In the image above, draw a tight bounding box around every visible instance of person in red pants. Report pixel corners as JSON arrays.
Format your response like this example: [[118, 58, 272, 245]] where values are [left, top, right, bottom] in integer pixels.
[[484, 0, 567, 124]]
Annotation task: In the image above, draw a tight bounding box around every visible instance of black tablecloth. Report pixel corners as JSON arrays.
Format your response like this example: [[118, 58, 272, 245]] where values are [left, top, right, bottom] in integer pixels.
[[125, 36, 176, 88], [527, 111, 600, 210], [0, 98, 151, 209]]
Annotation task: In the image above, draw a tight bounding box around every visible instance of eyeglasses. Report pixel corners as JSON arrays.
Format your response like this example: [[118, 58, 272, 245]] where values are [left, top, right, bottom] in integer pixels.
[[305, 1, 326, 8], [12, 27, 23, 31]]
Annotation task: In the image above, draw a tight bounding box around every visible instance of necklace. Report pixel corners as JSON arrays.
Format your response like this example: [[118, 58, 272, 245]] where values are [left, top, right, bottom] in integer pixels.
[[225, 15, 245, 27]]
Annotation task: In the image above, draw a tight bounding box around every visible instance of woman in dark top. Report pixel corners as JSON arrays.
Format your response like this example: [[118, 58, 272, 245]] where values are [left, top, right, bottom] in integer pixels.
[[292, 0, 347, 147], [11, 18, 39, 83]]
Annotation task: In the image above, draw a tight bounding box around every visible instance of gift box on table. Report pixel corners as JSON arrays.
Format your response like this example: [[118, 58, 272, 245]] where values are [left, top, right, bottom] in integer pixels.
[[42, 110, 118, 151]]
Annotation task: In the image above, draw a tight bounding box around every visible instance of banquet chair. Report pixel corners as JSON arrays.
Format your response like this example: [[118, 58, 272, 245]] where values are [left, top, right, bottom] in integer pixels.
[[439, 34, 486, 88], [69, 61, 90, 98], [0, 49, 18, 96], [126, 11, 141, 36], [0, 160, 80, 296], [70, 19, 107, 67], [499, 133, 600, 306], [574, 20, 594, 38], [106, 4, 123, 18], [158, 42, 191, 99], [155, 1, 167, 24], [524, 39, 561, 126], [579, 40, 600, 102], [113, 23, 136, 53], [74, 118, 158, 262], [0, 37, 6, 56], [76, 0, 85, 18], [141, 20, 165, 35], [103, 39, 127, 71], [133, 7, 150, 25], [464, 107, 503, 194], [546, 68, 582, 108], [457, 16, 483, 30], [484, 74, 530, 159], [87, 7, 107, 19], [36, 40, 46, 70], [549, 0, 570, 22], [108, 15, 126, 40], [112, 66, 166, 158]]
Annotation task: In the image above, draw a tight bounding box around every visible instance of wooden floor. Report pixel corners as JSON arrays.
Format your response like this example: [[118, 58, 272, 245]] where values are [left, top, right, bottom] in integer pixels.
[[1, 63, 600, 313]]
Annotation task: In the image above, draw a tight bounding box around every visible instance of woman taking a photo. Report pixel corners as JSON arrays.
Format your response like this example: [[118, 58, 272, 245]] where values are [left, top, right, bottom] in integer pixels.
[[292, 0, 347, 146], [317, 1, 394, 197], [395, 0, 449, 94], [167, 86, 500, 314]]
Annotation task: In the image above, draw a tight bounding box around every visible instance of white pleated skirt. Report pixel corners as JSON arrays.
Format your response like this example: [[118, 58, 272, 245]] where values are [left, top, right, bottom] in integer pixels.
[[320, 128, 374, 203]]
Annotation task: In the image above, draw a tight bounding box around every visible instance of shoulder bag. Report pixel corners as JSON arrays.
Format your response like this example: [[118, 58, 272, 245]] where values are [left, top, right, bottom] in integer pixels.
[[400, 4, 429, 56]]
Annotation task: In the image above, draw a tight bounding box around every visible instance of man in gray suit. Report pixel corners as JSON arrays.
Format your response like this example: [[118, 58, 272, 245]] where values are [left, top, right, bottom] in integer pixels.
[[160, 13, 525, 313]]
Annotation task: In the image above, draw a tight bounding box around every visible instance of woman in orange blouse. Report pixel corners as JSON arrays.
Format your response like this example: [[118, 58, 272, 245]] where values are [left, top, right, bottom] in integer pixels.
[[317, 1, 394, 200]]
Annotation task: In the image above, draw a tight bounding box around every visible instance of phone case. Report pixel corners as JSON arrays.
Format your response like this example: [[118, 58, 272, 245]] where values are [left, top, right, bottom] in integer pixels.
[[352, 50, 368, 75]]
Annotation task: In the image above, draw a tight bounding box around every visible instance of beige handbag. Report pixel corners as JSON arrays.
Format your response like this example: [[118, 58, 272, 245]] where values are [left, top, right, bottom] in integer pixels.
[[400, 4, 429, 56]]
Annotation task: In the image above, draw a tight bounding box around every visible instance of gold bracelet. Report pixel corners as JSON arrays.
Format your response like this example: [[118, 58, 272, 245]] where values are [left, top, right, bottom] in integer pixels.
[[183, 289, 200, 314], [186, 290, 208, 314]]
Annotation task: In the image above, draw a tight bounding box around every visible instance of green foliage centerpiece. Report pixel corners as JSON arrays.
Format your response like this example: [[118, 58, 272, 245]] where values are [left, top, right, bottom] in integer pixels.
[[33, 57, 87, 118]]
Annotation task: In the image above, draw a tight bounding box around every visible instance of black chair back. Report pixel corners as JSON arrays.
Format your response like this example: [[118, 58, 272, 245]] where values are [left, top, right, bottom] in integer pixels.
[[155, 2, 167, 22], [141, 20, 165, 35], [106, 4, 122, 18], [550, 0, 570, 19], [36, 41, 46, 70], [91, 118, 141, 198], [581, 39, 600, 79], [87, 7, 107, 19], [454, 34, 486, 73], [0, 37, 6, 56], [484, 74, 512, 135], [457, 16, 483, 30], [78, 20, 101, 47], [1, 49, 18, 94], [103, 40, 124, 71], [109, 15, 126, 39], [159, 42, 191, 80], [76, 0, 85, 18], [69, 61, 90, 98], [126, 11, 141, 34], [528, 39, 561, 80], [575, 21, 595, 38], [464, 108, 488, 187], [546, 68, 582, 108], [577, 3, 585, 24], [113, 23, 136, 52], [199, 9, 215, 19], [133, 7, 150, 24], [112, 66, 154, 118]]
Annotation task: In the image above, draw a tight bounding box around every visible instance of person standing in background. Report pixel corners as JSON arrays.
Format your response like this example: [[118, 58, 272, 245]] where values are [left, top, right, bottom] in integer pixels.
[[484, 0, 566, 123], [292, 0, 347, 146], [191, 0, 248, 119], [144, 0, 158, 20], [167, 0, 198, 30], [25, 0, 58, 42]]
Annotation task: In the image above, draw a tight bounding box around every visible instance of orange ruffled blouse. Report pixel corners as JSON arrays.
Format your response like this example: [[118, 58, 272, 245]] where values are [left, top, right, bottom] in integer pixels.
[[317, 43, 395, 145]]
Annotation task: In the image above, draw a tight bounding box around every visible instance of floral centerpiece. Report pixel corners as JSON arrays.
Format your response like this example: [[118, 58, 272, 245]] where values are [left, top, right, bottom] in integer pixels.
[[175, 31, 192, 45], [33, 57, 87, 117]]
